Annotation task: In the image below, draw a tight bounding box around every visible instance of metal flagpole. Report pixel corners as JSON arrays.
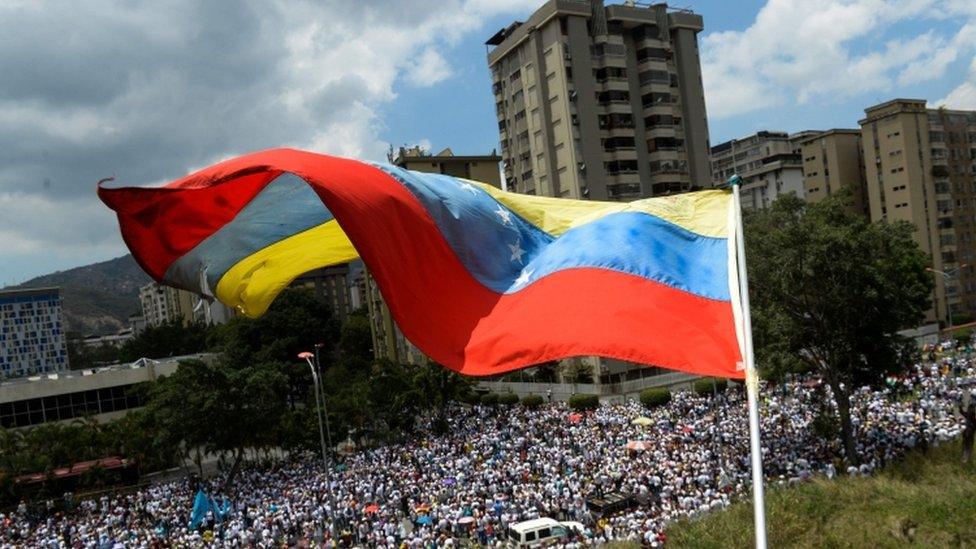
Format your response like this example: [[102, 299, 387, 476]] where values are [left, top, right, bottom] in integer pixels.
[[729, 174, 768, 549]]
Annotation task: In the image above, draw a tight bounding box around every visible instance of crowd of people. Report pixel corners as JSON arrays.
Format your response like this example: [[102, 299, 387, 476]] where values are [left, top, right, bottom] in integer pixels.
[[2, 342, 974, 548]]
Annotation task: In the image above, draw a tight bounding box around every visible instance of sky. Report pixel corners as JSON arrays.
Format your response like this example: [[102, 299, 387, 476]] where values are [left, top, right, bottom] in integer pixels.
[[2, 0, 976, 285]]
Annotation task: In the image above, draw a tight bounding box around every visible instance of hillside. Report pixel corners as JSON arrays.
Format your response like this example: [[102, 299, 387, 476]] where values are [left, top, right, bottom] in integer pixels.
[[666, 442, 976, 548], [5, 255, 151, 336]]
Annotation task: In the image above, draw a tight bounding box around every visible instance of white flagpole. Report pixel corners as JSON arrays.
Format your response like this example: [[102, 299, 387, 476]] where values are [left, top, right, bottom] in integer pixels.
[[729, 174, 768, 548]]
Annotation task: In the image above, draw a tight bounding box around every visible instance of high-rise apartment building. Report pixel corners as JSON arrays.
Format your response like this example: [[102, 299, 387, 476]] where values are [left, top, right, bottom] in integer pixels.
[[859, 99, 976, 325], [709, 130, 807, 209], [139, 282, 234, 327], [0, 288, 68, 377], [486, 0, 710, 200], [391, 147, 503, 187], [292, 265, 354, 325], [798, 129, 868, 215]]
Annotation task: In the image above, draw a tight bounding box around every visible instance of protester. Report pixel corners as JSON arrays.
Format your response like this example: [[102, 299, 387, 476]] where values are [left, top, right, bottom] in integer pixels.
[[2, 341, 973, 548]]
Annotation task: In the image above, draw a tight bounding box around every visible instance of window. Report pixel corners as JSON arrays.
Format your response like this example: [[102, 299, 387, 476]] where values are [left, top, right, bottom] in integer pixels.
[[596, 90, 629, 104]]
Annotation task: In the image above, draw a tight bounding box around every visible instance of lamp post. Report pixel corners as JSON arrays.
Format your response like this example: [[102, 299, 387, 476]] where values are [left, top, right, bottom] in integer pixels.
[[926, 264, 969, 334], [298, 351, 339, 537]]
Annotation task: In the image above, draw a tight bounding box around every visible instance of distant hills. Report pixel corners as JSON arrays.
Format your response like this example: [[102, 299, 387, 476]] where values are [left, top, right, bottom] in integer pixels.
[[5, 255, 151, 336]]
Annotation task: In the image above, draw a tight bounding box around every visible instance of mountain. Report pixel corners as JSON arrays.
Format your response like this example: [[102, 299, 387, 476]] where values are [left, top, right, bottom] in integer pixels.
[[5, 255, 152, 336]]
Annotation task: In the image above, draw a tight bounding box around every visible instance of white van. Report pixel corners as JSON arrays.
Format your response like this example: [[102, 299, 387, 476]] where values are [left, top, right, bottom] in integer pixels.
[[507, 518, 584, 547]]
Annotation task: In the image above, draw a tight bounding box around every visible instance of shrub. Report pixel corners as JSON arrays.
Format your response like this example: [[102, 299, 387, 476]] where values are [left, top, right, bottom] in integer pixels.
[[499, 393, 520, 405], [693, 378, 727, 397], [521, 394, 545, 408], [480, 393, 500, 406], [568, 393, 599, 411], [639, 388, 671, 408]]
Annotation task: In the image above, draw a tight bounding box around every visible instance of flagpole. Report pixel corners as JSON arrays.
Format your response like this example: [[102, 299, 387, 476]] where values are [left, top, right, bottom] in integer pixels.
[[729, 174, 768, 549]]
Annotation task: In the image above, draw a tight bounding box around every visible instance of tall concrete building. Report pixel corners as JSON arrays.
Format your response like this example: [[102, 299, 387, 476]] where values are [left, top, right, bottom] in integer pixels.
[[391, 147, 503, 187], [360, 269, 427, 365], [798, 129, 868, 215], [486, 0, 710, 200], [139, 282, 234, 327], [0, 288, 69, 378], [709, 130, 807, 210], [859, 99, 976, 325], [292, 265, 354, 325]]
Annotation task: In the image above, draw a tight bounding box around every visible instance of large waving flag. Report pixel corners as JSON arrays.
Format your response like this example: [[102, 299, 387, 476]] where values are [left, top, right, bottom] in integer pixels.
[[99, 149, 744, 378]]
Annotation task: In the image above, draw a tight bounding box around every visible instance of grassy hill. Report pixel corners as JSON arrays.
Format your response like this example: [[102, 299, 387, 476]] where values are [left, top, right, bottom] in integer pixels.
[[5, 255, 151, 336], [666, 442, 976, 548]]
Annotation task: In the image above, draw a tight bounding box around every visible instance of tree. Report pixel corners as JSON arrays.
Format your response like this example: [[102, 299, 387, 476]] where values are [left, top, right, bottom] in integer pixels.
[[746, 193, 931, 464], [118, 319, 210, 362]]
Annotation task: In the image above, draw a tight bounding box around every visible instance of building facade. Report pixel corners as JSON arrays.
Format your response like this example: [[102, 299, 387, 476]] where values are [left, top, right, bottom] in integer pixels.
[[859, 99, 976, 325], [139, 282, 235, 327], [0, 288, 69, 378], [361, 269, 427, 365], [799, 128, 868, 215], [391, 147, 503, 187], [0, 354, 200, 428], [292, 264, 354, 325], [487, 0, 710, 200], [709, 130, 806, 209]]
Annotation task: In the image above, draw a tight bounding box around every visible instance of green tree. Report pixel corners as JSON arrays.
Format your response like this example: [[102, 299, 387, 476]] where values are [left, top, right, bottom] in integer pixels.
[[118, 319, 209, 362], [746, 193, 931, 464]]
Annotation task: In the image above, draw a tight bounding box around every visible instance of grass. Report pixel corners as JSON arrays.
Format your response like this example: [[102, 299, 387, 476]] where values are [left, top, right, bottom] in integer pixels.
[[666, 442, 976, 548]]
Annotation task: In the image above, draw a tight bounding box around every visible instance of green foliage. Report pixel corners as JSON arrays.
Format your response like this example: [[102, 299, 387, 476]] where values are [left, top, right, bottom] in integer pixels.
[[746, 192, 932, 463], [521, 394, 545, 408], [338, 309, 373, 362], [118, 319, 210, 363], [564, 359, 594, 383], [693, 378, 727, 397], [639, 388, 671, 408], [212, 288, 340, 366], [498, 393, 520, 405], [568, 393, 599, 411], [667, 442, 976, 548], [480, 393, 500, 406]]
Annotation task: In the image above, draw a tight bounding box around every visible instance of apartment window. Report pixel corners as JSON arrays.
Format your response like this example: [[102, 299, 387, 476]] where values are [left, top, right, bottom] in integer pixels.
[[509, 69, 521, 82], [601, 136, 636, 151], [638, 70, 670, 85], [636, 47, 670, 62], [596, 90, 629, 104], [598, 113, 634, 130], [514, 110, 526, 121], [641, 92, 672, 107], [604, 160, 638, 174], [644, 114, 674, 127], [593, 67, 627, 82]]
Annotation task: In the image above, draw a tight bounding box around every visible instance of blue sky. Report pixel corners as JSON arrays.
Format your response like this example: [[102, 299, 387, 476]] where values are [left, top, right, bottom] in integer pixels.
[[1, 0, 976, 284], [382, 0, 976, 157]]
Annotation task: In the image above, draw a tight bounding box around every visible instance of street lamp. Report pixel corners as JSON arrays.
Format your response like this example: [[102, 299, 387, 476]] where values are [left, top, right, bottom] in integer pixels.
[[926, 264, 969, 333], [298, 351, 340, 536]]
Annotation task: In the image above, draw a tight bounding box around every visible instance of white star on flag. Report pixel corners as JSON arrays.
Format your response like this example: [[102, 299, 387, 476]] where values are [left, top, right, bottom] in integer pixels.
[[513, 268, 533, 288], [459, 182, 479, 194], [495, 206, 513, 225], [509, 241, 525, 264]]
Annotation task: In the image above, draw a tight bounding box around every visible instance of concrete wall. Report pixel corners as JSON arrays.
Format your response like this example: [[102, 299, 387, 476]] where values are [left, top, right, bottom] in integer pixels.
[[477, 370, 697, 403]]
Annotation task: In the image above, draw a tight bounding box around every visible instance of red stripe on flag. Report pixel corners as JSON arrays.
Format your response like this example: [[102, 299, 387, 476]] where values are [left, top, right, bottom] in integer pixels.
[[100, 149, 743, 377]]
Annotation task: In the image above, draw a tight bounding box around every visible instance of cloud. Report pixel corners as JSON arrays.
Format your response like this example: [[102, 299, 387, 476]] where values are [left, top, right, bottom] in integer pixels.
[[701, 0, 976, 119], [936, 57, 976, 110], [404, 49, 453, 87], [0, 0, 537, 282]]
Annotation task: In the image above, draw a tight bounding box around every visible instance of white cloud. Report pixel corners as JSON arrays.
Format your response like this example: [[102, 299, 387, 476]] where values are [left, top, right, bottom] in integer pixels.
[[935, 57, 976, 110], [404, 48, 453, 87], [0, 0, 540, 281], [701, 0, 976, 119]]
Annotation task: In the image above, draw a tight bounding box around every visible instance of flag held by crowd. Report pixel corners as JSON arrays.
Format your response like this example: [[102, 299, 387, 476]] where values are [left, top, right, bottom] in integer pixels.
[[99, 149, 744, 378]]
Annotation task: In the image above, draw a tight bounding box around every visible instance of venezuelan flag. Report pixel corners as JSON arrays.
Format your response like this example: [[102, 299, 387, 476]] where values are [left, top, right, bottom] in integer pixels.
[[99, 149, 744, 378]]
